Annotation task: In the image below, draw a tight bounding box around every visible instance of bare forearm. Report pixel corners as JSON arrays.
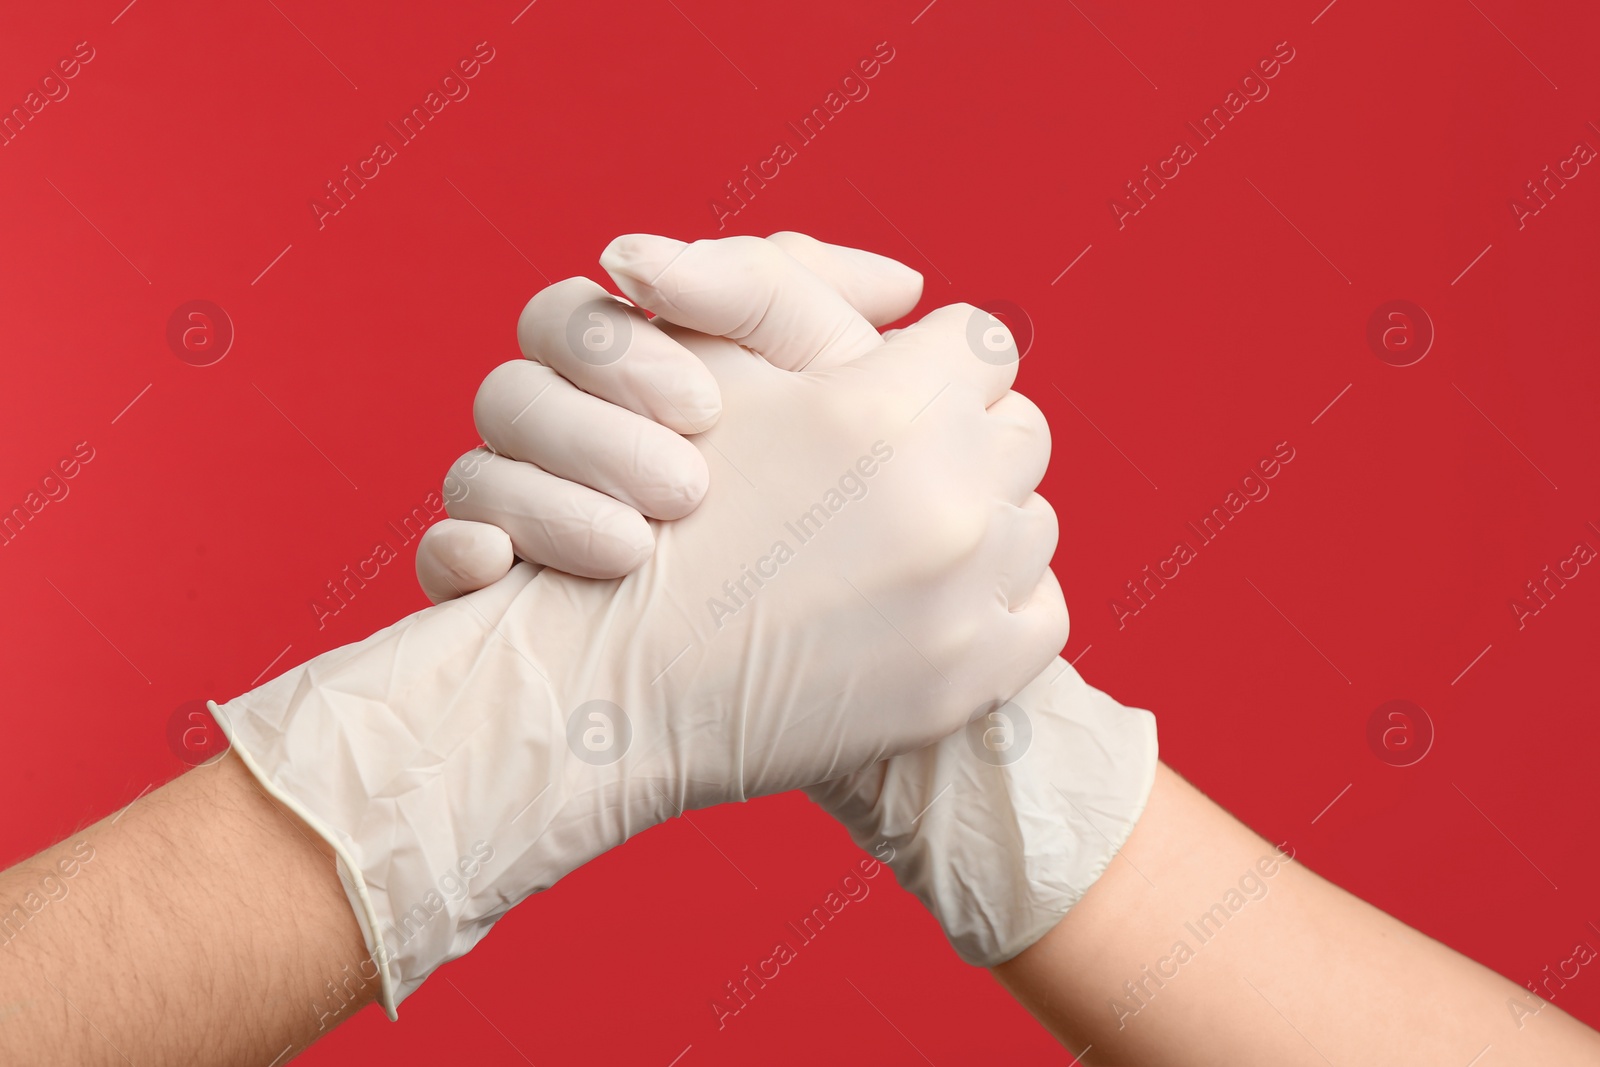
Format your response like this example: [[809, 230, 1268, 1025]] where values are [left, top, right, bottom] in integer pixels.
[[0, 753, 374, 1065], [993, 762, 1600, 1065]]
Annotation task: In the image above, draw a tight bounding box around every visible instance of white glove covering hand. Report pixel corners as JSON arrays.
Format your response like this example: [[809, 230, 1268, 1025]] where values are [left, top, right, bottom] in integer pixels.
[[213, 261, 1067, 1016], [419, 233, 1157, 969], [417, 233, 926, 597]]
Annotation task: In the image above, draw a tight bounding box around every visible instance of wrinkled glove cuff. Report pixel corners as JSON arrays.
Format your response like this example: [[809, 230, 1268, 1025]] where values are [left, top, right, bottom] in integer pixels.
[[815, 659, 1158, 966]]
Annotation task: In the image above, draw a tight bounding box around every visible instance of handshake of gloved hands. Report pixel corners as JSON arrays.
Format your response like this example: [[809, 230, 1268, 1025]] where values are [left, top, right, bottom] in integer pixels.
[[212, 232, 1156, 1018]]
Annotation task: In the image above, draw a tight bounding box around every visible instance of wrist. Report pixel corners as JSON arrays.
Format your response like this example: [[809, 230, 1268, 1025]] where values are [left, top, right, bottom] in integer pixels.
[[0, 755, 376, 1065]]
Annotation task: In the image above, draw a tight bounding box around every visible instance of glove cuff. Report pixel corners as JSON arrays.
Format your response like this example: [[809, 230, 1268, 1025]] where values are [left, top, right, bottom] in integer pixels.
[[209, 570, 602, 1018], [210, 714, 404, 1018], [816, 658, 1158, 966]]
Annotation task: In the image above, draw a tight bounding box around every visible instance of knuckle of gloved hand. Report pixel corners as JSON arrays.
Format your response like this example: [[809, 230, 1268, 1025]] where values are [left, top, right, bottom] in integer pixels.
[[724, 235, 790, 291], [530, 275, 598, 315], [424, 523, 504, 584], [856, 369, 951, 430], [939, 605, 985, 659], [988, 407, 1042, 458], [473, 361, 533, 432], [889, 302, 975, 354], [628, 440, 707, 519], [998, 390, 1049, 435], [1024, 571, 1071, 648], [845, 384, 903, 434], [1048, 596, 1071, 649], [442, 447, 492, 511], [988, 409, 1050, 473], [1035, 501, 1062, 557], [722, 233, 778, 265], [591, 508, 654, 575], [660, 448, 711, 515], [905, 487, 991, 573], [415, 523, 454, 567], [518, 277, 603, 348], [933, 301, 984, 332]]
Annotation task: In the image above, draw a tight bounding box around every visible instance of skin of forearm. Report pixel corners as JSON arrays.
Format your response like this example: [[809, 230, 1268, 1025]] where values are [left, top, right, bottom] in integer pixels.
[[993, 762, 1600, 1066], [0, 753, 375, 1065]]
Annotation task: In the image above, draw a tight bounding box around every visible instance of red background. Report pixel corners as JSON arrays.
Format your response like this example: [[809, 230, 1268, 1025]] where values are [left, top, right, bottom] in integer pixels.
[[2, 0, 1597, 1062]]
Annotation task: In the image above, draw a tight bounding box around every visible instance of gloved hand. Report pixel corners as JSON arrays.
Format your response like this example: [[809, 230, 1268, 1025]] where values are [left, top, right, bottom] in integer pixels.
[[211, 239, 1068, 1017], [419, 232, 1158, 968]]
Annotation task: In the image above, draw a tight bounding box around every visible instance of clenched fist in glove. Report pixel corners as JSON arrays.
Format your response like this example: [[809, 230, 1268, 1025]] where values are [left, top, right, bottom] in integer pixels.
[[418, 231, 1159, 974], [211, 234, 1069, 1015]]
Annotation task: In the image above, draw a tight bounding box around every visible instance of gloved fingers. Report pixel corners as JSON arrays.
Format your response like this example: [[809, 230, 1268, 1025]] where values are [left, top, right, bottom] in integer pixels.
[[989, 493, 1060, 611], [598, 233, 884, 371], [860, 303, 1019, 410], [965, 304, 1025, 368], [444, 447, 653, 579], [416, 518, 515, 604], [474, 360, 709, 521], [997, 563, 1070, 663], [932, 563, 1068, 737], [516, 276, 723, 435], [764, 231, 923, 329], [983, 390, 1052, 504]]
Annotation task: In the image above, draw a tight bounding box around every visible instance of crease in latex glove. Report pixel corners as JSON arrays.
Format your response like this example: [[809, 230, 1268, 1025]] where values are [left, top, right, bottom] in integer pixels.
[[806, 659, 1158, 966]]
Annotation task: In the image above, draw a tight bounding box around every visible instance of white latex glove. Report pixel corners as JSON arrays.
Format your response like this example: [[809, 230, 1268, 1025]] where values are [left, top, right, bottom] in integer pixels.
[[213, 241, 1068, 1016], [416, 231, 919, 597], [419, 232, 1158, 967]]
